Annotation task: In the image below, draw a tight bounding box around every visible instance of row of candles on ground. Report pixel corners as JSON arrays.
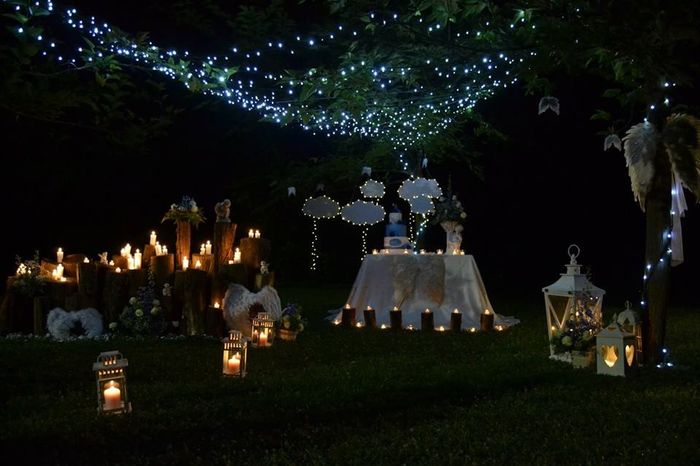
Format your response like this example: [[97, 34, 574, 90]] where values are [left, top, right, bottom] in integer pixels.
[[335, 305, 504, 332], [371, 249, 466, 256], [94, 314, 275, 414]]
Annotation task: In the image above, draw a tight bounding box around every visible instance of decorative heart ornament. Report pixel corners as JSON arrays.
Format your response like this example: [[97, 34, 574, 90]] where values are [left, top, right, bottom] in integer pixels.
[[601, 345, 618, 368], [625, 344, 635, 366]]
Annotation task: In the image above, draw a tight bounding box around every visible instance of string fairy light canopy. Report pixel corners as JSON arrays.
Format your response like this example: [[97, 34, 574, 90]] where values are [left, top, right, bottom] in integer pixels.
[[5, 0, 529, 149]]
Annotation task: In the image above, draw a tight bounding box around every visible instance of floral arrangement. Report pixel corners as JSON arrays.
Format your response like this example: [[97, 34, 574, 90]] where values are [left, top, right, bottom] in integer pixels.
[[12, 252, 47, 297], [277, 303, 306, 333], [432, 191, 467, 224], [550, 293, 602, 353], [162, 195, 206, 226], [111, 272, 166, 336]]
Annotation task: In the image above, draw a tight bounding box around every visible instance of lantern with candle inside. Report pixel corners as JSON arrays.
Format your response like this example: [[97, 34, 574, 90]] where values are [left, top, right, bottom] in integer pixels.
[[480, 308, 494, 332], [390, 306, 402, 330], [341, 303, 356, 328], [251, 312, 275, 348], [421, 308, 434, 331], [617, 301, 643, 365], [222, 330, 247, 377], [363, 305, 376, 329], [450, 308, 462, 331], [543, 244, 604, 359], [93, 351, 131, 415], [596, 322, 638, 377]]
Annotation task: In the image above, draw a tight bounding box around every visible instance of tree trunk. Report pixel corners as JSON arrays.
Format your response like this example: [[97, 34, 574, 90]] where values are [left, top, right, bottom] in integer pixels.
[[213, 222, 237, 272], [77, 262, 98, 308], [176, 220, 191, 269], [643, 142, 672, 364], [151, 254, 174, 292]]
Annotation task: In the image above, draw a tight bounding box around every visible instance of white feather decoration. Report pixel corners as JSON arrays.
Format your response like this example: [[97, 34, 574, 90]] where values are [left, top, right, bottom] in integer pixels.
[[222, 284, 281, 335], [604, 134, 622, 151], [47, 307, 103, 340], [623, 122, 657, 211]]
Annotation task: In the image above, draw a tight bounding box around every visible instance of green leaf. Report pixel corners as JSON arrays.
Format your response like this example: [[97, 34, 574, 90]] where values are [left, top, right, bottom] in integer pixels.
[[590, 109, 612, 121]]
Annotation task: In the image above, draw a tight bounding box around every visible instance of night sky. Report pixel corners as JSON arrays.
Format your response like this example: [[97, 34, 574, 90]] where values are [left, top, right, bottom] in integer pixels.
[[2, 1, 699, 308]]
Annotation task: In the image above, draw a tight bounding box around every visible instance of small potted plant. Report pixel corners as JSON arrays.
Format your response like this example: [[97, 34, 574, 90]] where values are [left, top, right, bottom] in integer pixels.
[[276, 303, 306, 341]]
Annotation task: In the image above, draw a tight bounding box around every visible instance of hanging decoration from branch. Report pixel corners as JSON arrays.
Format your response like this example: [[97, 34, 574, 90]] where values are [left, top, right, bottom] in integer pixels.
[[622, 121, 657, 211], [340, 201, 385, 225], [604, 134, 622, 151], [408, 196, 435, 214], [302, 196, 340, 219], [359, 179, 385, 198], [538, 96, 560, 115], [398, 178, 442, 200]]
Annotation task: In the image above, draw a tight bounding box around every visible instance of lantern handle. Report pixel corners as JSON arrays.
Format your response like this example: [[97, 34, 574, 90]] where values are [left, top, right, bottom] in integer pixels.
[[567, 244, 580, 264]]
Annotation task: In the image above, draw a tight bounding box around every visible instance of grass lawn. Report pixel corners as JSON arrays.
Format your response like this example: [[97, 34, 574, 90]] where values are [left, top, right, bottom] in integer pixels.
[[1, 283, 699, 465]]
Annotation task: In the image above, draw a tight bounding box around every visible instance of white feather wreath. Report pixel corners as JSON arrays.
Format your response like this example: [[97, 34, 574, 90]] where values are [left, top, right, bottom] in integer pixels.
[[623, 121, 657, 211], [222, 284, 281, 335], [47, 308, 104, 340]]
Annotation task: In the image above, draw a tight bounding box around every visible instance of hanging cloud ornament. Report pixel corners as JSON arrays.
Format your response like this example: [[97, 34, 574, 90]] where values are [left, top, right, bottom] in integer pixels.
[[398, 177, 443, 200], [408, 195, 435, 214], [341, 201, 385, 225], [359, 179, 385, 198], [302, 195, 340, 219], [623, 121, 657, 211], [604, 134, 622, 151], [288, 186, 296, 197], [361, 166, 372, 177], [538, 96, 560, 115], [422, 157, 428, 168]]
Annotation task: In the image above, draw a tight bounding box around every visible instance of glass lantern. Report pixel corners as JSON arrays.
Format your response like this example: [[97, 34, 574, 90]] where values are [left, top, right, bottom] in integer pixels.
[[617, 301, 643, 365], [93, 351, 131, 415], [596, 323, 638, 377], [542, 244, 605, 360], [222, 330, 248, 377], [251, 312, 275, 348]]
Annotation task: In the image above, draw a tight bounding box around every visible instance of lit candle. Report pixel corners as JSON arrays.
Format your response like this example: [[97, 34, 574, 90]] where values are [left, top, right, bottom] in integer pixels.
[[481, 308, 495, 332], [393, 306, 399, 311], [115, 267, 121, 273], [450, 308, 462, 331], [155, 242, 162, 255], [103, 381, 121, 411], [437, 249, 443, 255], [124, 243, 131, 257], [403, 248, 409, 254], [182, 256, 189, 271], [150, 231, 157, 246], [55, 264, 64, 280], [200, 244, 206, 255], [109, 260, 115, 266], [227, 353, 241, 375], [214, 302, 221, 309], [83, 257, 90, 264], [420, 249, 426, 254], [205, 241, 212, 255], [248, 229, 254, 238], [453, 308, 461, 314], [228, 260, 234, 265], [195, 260, 202, 269], [372, 249, 378, 255], [254, 229, 261, 239], [59, 277, 67, 282], [259, 329, 268, 346], [162, 245, 168, 254], [344, 303, 351, 309], [57, 247, 64, 263], [134, 249, 142, 269], [233, 248, 241, 264], [127, 256, 135, 270]]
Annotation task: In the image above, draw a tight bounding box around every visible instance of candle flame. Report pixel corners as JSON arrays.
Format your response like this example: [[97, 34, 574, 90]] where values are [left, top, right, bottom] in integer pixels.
[[424, 308, 431, 313], [214, 302, 221, 309], [452, 308, 460, 314], [484, 309, 492, 315], [115, 267, 121, 273], [392, 306, 399, 311], [366, 305, 373, 311], [344, 303, 351, 309]]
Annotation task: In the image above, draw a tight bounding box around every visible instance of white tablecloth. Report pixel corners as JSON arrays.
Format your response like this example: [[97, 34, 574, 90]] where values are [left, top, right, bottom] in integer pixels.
[[330, 254, 518, 329]]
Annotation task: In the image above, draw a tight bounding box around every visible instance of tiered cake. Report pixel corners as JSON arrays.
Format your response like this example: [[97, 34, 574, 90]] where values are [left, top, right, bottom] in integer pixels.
[[384, 212, 411, 250]]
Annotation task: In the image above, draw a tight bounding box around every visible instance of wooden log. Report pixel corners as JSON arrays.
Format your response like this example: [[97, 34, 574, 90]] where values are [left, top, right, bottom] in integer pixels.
[[390, 308, 402, 331], [176, 220, 192, 269], [63, 254, 86, 278], [341, 306, 356, 328], [143, 244, 157, 270], [151, 254, 174, 292], [112, 255, 129, 270], [213, 222, 237, 271], [421, 310, 434, 331], [480, 312, 494, 332], [77, 262, 98, 308], [205, 305, 225, 337], [239, 237, 271, 271], [47, 279, 77, 310], [191, 254, 215, 275], [181, 269, 208, 335], [33, 296, 50, 335], [450, 311, 462, 332], [363, 307, 377, 329], [102, 270, 129, 324], [254, 271, 275, 291], [126, 269, 146, 297]]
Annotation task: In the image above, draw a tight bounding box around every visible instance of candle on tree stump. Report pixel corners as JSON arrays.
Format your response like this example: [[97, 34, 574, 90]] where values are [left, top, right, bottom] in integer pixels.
[[162, 245, 168, 254], [481, 308, 494, 332], [57, 247, 64, 263], [450, 308, 462, 332], [421, 308, 434, 331], [390, 306, 402, 330], [341, 303, 356, 328], [205, 241, 212, 255], [83, 257, 90, 264], [363, 305, 376, 329], [200, 244, 206, 255], [195, 260, 202, 269]]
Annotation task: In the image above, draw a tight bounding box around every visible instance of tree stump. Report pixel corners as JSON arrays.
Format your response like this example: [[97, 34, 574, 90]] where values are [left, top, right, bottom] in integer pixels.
[[214, 222, 237, 271], [63, 254, 86, 278], [111, 255, 129, 270], [33, 296, 50, 335], [191, 254, 215, 276], [0, 277, 33, 334], [218, 263, 248, 286], [206, 305, 225, 337], [77, 262, 98, 308], [103, 270, 129, 324], [151, 254, 174, 292], [179, 269, 208, 335], [239, 237, 271, 287], [127, 269, 146, 297], [47, 279, 77, 310], [176, 220, 192, 269], [143, 244, 157, 269]]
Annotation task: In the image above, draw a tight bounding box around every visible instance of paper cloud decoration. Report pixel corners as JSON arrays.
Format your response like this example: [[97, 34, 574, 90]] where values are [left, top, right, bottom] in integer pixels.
[[360, 179, 385, 198], [302, 195, 340, 219], [341, 200, 385, 225], [398, 177, 442, 200], [409, 196, 435, 214]]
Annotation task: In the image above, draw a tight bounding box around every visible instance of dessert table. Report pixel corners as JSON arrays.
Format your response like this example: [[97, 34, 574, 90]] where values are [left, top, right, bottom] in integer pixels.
[[330, 253, 518, 329]]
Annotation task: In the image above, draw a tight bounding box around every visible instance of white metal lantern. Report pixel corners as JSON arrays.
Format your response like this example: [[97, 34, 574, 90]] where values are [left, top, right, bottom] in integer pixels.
[[596, 323, 638, 376], [543, 245, 605, 359], [251, 312, 275, 348], [93, 351, 131, 415], [222, 330, 248, 377], [617, 301, 643, 365]]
